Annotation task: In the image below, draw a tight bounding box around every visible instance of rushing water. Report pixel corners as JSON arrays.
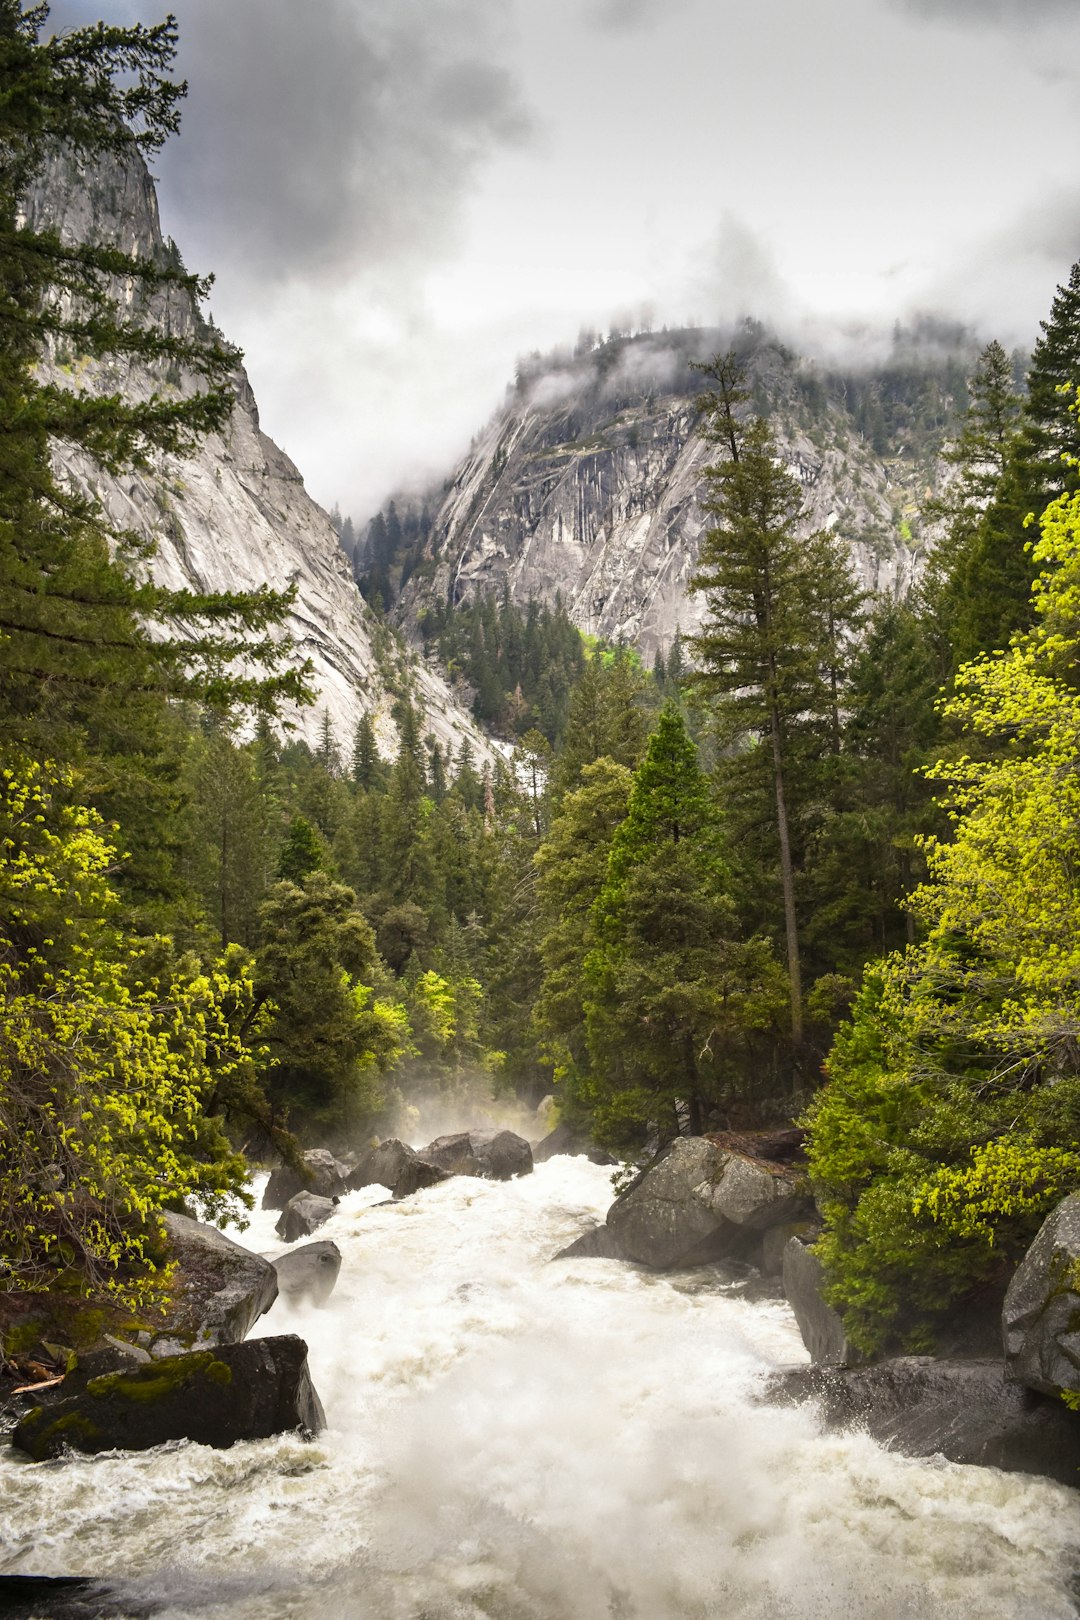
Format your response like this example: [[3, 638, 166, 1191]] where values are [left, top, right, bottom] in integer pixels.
[[1, 1157, 1078, 1620]]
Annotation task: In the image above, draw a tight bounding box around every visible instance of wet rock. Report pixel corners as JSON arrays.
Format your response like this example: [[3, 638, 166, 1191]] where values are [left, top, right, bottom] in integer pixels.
[[605, 1138, 811, 1270], [0, 1576, 149, 1620], [346, 1138, 449, 1199], [262, 1149, 350, 1211], [150, 1212, 277, 1356], [554, 1224, 623, 1260], [533, 1120, 617, 1166], [760, 1221, 816, 1278], [422, 1129, 534, 1181], [765, 1357, 1080, 1487], [275, 1192, 337, 1243], [12, 1334, 324, 1461], [267, 1240, 342, 1307], [781, 1237, 858, 1365], [1002, 1192, 1080, 1399]]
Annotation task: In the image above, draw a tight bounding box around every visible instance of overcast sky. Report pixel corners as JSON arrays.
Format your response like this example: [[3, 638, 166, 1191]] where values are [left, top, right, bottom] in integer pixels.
[[48, 0, 1080, 521]]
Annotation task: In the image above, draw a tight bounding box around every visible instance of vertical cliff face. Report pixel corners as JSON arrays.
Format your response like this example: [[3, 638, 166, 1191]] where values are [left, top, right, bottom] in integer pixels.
[[24, 144, 493, 765], [399, 332, 957, 663]]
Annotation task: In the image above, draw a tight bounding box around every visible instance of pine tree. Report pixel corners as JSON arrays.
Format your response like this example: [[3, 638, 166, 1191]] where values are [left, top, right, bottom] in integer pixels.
[[277, 815, 325, 883], [583, 706, 782, 1149], [690, 358, 861, 1052], [351, 712, 385, 791]]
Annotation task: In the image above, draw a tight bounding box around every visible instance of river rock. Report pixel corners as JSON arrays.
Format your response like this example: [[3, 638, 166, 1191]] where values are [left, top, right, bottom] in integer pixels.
[[765, 1356, 1080, 1486], [150, 1212, 278, 1356], [262, 1149, 351, 1211], [12, 1334, 325, 1461], [555, 1223, 624, 1260], [781, 1236, 859, 1365], [346, 1138, 449, 1198], [605, 1138, 810, 1270], [533, 1120, 617, 1165], [0, 1577, 143, 1620], [1002, 1192, 1080, 1399], [422, 1129, 534, 1181], [275, 1192, 337, 1243], [268, 1240, 342, 1307]]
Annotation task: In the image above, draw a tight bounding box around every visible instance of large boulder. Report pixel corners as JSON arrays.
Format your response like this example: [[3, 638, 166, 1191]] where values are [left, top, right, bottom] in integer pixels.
[[533, 1120, 617, 1166], [765, 1356, 1080, 1487], [267, 1240, 342, 1308], [781, 1236, 859, 1365], [555, 1224, 624, 1260], [1002, 1193, 1080, 1399], [275, 1192, 337, 1243], [262, 1148, 350, 1210], [605, 1138, 810, 1270], [346, 1138, 449, 1199], [151, 1212, 277, 1356], [12, 1334, 324, 1461], [422, 1129, 534, 1181]]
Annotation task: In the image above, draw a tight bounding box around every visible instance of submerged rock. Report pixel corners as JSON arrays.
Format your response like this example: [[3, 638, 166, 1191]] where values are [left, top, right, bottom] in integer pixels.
[[555, 1224, 623, 1261], [275, 1192, 337, 1243], [268, 1241, 342, 1308], [346, 1139, 449, 1199], [262, 1149, 351, 1211], [604, 1138, 810, 1270], [151, 1212, 278, 1356], [1002, 1193, 1080, 1400], [533, 1120, 616, 1165], [12, 1335, 325, 1461], [765, 1356, 1080, 1486], [422, 1129, 534, 1181], [781, 1237, 859, 1366]]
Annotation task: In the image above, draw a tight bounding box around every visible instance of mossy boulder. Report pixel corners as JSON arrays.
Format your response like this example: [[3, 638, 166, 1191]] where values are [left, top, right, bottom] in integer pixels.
[[12, 1334, 324, 1459], [150, 1212, 278, 1356], [1002, 1192, 1080, 1399]]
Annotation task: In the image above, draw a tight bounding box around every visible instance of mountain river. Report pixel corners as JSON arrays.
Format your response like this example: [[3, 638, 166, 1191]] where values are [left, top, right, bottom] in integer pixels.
[[1, 1156, 1078, 1619]]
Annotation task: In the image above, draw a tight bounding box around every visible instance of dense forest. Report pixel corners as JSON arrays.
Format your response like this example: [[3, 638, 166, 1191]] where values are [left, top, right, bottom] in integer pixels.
[[6, 0, 1080, 1369]]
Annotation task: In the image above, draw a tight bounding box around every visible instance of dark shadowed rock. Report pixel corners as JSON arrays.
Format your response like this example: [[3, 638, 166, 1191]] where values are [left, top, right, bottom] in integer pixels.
[[1003, 1193, 1080, 1400], [275, 1193, 337, 1243], [151, 1212, 277, 1357], [555, 1224, 624, 1260], [422, 1129, 533, 1181], [262, 1149, 350, 1211], [760, 1221, 816, 1277], [605, 1138, 811, 1270], [533, 1120, 617, 1165], [267, 1241, 342, 1307], [765, 1356, 1080, 1486], [13, 1335, 324, 1461], [346, 1138, 450, 1199], [0, 1576, 153, 1620], [781, 1236, 859, 1365]]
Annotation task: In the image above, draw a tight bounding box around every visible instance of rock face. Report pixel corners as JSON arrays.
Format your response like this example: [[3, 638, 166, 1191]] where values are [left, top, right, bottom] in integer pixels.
[[346, 1139, 450, 1199], [24, 145, 494, 766], [262, 1149, 351, 1211], [766, 1357, 1080, 1487], [555, 1224, 623, 1261], [13, 1335, 324, 1461], [275, 1193, 337, 1243], [422, 1129, 534, 1181], [605, 1138, 810, 1270], [268, 1241, 342, 1308], [1002, 1193, 1080, 1399], [153, 1212, 278, 1356], [533, 1120, 617, 1166], [398, 329, 958, 666], [781, 1237, 858, 1365]]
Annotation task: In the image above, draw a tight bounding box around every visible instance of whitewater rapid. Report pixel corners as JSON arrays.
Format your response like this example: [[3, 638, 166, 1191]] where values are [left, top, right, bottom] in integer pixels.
[[1, 1157, 1078, 1619]]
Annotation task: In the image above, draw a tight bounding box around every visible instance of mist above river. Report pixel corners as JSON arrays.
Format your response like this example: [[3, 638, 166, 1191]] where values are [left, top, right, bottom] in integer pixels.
[[1, 1159, 1076, 1619]]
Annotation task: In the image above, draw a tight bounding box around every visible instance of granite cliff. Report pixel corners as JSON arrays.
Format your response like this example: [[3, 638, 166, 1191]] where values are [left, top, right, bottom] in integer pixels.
[[394, 327, 965, 663], [24, 144, 491, 764]]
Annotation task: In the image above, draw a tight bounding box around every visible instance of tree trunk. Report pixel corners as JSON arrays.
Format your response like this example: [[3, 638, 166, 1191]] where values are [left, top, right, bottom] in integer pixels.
[[768, 706, 803, 1053]]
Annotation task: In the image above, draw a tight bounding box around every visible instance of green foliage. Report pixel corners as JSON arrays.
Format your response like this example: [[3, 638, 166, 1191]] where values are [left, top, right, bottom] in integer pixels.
[[0, 753, 252, 1307], [807, 468, 1080, 1352]]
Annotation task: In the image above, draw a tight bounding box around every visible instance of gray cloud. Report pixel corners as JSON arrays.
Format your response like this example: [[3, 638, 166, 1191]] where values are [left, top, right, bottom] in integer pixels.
[[49, 0, 531, 287], [890, 0, 1074, 24], [584, 0, 684, 31]]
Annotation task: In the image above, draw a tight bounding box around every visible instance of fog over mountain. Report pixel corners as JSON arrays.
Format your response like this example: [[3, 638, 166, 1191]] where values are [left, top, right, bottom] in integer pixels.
[[46, 0, 1080, 520]]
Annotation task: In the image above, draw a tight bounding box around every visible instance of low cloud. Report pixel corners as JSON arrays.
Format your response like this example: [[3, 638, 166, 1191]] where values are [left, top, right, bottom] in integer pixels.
[[49, 0, 531, 289], [889, 0, 1075, 24]]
